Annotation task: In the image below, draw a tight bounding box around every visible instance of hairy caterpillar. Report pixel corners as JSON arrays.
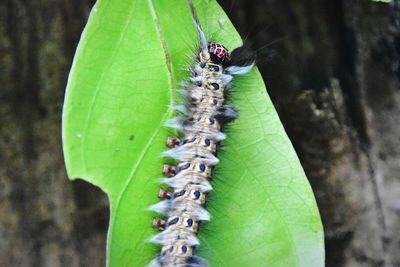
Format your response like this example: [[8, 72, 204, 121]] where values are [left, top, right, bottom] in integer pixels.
[[148, 2, 254, 266]]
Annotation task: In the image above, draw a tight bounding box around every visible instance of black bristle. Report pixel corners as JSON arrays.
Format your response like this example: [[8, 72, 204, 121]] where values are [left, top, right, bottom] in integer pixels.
[[215, 106, 239, 124], [224, 45, 256, 68]]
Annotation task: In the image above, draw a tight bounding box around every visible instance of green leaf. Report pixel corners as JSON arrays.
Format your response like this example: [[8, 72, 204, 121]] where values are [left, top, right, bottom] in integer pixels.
[[62, 0, 324, 266]]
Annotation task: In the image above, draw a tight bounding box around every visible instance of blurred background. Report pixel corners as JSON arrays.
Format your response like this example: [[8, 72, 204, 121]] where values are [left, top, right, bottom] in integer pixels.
[[0, 0, 399, 266]]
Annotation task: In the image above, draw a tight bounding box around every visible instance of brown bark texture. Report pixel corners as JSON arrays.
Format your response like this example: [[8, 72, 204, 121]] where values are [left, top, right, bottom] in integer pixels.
[[0, 0, 399, 266]]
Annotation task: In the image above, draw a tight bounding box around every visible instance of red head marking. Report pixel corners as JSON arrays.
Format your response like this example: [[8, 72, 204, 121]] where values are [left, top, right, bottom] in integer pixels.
[[208, 42, 230, 60]]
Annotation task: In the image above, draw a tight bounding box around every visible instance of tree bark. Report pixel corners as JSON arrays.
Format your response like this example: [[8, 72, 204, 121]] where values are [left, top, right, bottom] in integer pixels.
[[0, 1, 107, 266], [219, 0, 400, 266], [0, 0, 399, 266]]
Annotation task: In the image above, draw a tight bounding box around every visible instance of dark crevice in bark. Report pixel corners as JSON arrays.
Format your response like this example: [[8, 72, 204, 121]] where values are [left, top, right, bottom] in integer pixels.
[[336, 14, 370, 148], [334, 4, 389, 263]]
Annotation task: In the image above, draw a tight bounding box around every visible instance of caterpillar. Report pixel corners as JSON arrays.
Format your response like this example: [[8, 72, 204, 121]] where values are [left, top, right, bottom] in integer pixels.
[[148, 2, 254, 266]]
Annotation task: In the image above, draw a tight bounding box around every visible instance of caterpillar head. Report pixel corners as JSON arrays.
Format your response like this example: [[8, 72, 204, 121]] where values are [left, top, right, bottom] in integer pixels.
[[208, 42, 230, 64]]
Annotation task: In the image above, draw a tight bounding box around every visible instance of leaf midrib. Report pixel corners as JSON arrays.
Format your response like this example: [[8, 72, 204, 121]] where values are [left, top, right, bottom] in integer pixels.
[[108, 0, 174, 245]]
